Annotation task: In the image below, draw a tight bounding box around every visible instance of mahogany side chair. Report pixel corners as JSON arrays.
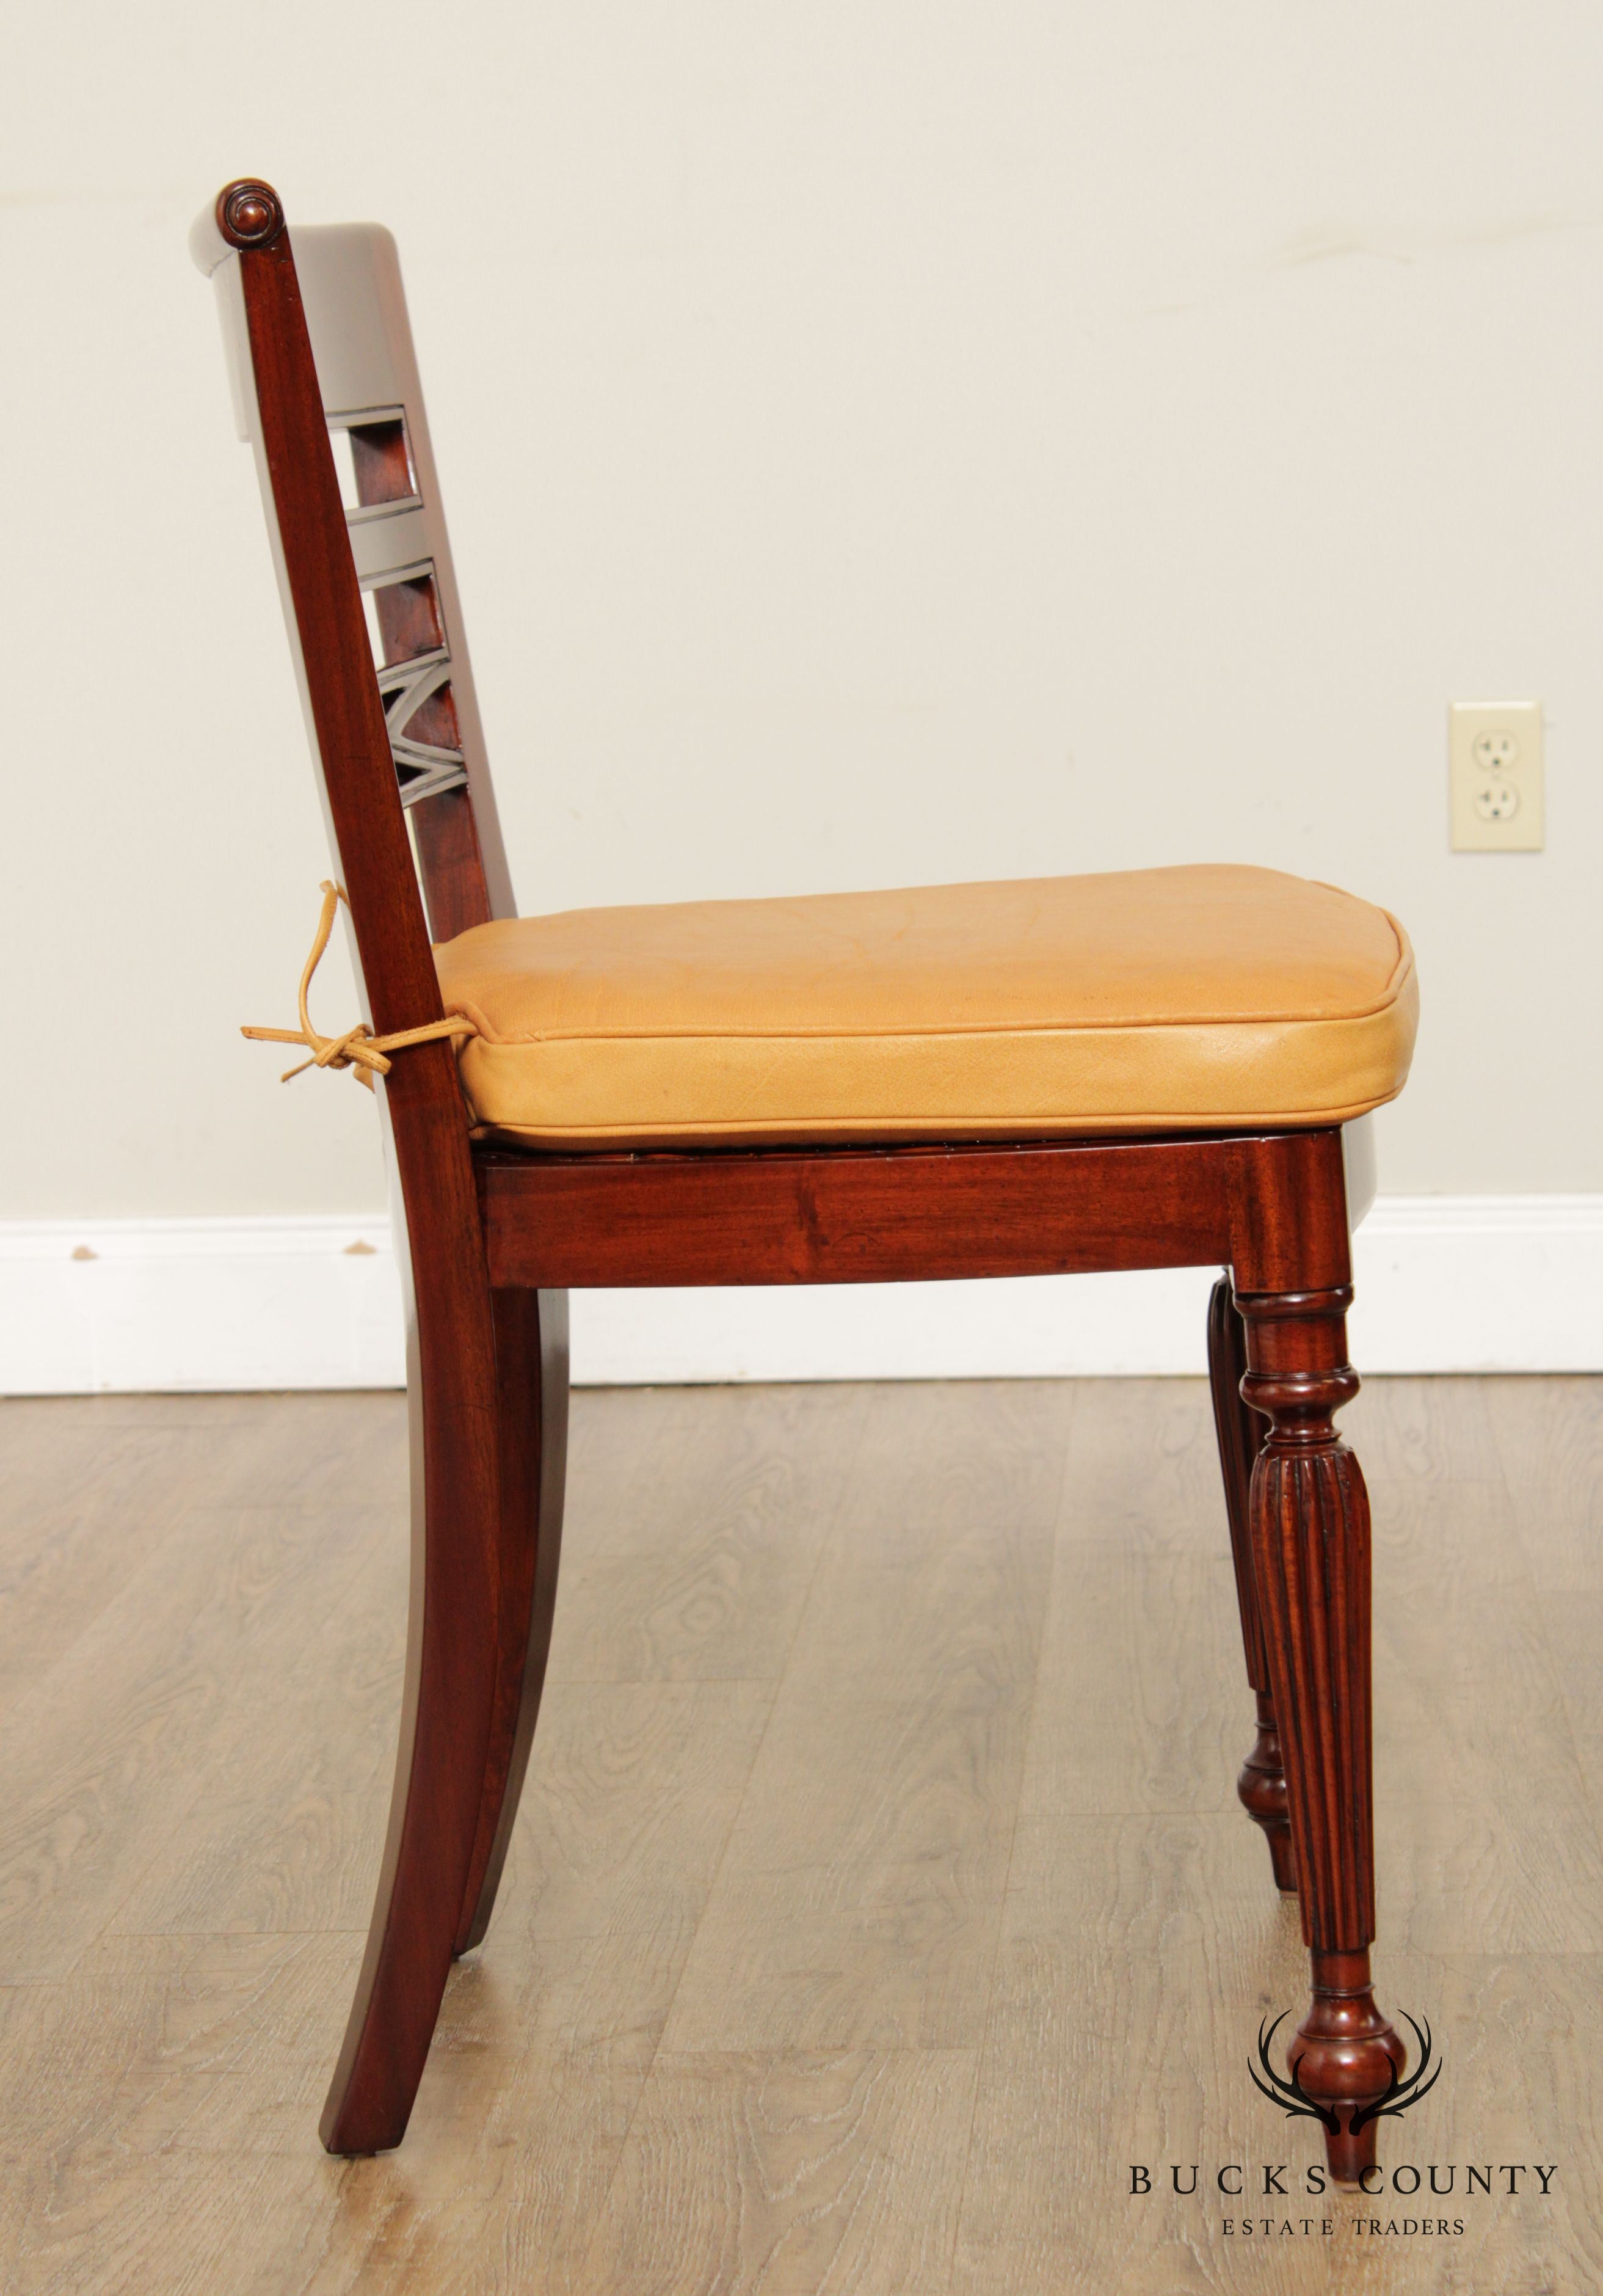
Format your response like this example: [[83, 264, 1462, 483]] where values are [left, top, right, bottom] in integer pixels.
[[192, 179, 1419, 2182]]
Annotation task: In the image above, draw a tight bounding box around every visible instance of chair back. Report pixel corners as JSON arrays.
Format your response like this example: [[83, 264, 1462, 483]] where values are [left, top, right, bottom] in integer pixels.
[[193, 179, 506, 1537], [191, 179, 514, 993]]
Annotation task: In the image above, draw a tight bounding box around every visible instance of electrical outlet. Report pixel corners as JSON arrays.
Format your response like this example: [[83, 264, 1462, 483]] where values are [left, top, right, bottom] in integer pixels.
[[1450, 702, 1544, 851]]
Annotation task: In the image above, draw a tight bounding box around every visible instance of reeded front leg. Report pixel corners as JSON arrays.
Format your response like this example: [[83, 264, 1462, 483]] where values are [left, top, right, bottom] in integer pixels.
[[1205, 1277, 1294, 1893], [1237, 1281, 1403, 2185]]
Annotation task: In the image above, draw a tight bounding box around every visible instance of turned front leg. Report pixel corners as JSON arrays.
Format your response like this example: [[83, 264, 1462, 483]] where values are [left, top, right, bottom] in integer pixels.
[[1237, 1282, 1403, 2185], [1205, 1277, 1294, 1892]]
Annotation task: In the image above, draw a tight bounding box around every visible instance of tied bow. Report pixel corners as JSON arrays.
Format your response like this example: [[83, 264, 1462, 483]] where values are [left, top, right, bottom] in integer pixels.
[[242, 881, 476, 1088]]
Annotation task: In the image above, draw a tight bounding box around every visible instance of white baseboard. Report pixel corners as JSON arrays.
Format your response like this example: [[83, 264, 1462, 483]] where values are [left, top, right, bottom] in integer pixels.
[[1, 1198, 1599, 1394], [0, 1217, 402, 1396]]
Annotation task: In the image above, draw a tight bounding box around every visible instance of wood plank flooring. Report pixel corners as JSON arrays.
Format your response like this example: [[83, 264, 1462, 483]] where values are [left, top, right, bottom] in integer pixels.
[[0, 1374, 1598, 2292]]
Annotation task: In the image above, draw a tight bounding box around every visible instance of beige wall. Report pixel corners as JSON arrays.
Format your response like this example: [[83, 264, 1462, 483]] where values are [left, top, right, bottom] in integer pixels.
[[7, 2, 1601, 1217]]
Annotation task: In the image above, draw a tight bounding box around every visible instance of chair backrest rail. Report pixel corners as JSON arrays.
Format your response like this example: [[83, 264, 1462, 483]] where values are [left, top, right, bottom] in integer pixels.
[[192, 180, 514, 958]]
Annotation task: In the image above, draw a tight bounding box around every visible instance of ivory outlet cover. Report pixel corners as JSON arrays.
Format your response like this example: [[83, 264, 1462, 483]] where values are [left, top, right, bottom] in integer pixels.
[[1450, 701, 1544, 851]]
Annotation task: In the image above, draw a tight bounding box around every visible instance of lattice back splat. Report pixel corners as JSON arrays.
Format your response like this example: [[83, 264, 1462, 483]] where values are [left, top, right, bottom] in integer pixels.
[[193, 188, 515, 944]]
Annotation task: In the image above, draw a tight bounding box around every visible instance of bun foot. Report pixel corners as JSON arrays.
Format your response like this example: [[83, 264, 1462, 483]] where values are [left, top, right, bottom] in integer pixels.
[[1238, 1691, 1296, 1893], [1290, 1953, 1406, 2186], [1264, 1821, 1297, 1897], [1321, 2116, 1378, 2188]]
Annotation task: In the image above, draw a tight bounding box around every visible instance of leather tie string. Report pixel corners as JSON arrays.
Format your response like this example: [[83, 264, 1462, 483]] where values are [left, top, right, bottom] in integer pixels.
[[242, 881, 476, 1088]]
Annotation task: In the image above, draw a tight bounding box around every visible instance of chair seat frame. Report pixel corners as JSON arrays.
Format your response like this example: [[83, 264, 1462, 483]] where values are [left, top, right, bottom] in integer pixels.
[[194, 180, 1404, 2184]]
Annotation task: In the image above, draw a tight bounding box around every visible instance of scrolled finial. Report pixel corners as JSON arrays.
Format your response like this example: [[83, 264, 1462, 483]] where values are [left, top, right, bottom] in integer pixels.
[[217, 179, 285, 249]]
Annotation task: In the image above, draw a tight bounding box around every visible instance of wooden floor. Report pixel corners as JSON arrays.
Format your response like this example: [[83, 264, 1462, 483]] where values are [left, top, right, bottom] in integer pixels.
[[0, 1375, 1598, 2294]]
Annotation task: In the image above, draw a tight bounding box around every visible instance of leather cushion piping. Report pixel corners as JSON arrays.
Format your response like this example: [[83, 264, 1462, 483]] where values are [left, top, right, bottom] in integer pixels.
[[433, 862, 1418, 1149]]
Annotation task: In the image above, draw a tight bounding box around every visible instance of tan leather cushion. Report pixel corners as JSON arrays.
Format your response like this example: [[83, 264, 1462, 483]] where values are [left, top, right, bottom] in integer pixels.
[[434, 862, 1417, 1148]]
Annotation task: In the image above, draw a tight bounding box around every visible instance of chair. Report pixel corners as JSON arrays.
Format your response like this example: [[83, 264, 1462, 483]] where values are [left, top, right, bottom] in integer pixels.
[[191, 178, 1419, 2182]]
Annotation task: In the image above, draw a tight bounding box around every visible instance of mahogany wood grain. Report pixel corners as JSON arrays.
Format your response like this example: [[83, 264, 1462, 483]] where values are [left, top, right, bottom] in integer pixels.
[[412, 787, 492, 945], [217, 184, 508, 2156], [456, 1286, 570, 1953], [1205, 1277, 1293, 1892], [476, 1135, 1238, 1289]]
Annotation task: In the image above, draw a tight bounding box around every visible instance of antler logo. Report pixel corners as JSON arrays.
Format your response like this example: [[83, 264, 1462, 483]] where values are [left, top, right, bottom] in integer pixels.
[[1250, 2010, 1443, 2135]]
